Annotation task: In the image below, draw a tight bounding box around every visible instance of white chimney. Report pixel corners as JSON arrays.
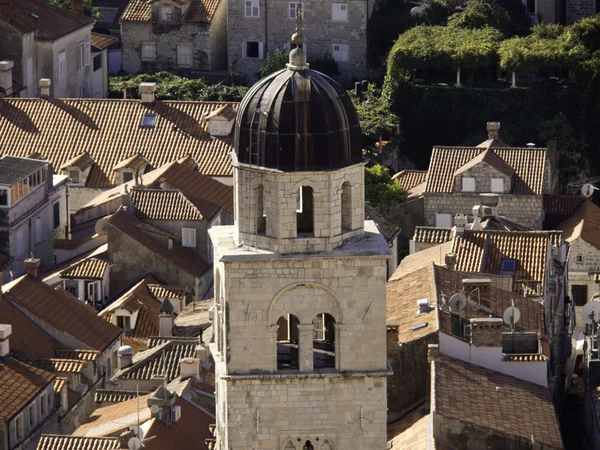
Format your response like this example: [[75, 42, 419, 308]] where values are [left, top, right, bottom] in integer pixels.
[[487, 122, 500, 139], [139, 82, 157, 104], [195, 344, 208, 361], [452, 213, 467, 238], [0, 61, 14, 97], [179, 357, 200, 379], [0, 324, 11, 358], [118, 345, 133, 369], [40, 78, 51, 98], [159, 312, 173, 337]]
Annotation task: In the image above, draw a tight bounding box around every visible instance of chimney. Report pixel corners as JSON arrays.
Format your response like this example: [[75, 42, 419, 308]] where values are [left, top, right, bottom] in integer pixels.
[[0, 61, 14, 97], [427, 343, 439, 362], [195, 343, 209, 361], [159, 299, 175, 337], [486, 122, 500, 139], [118, 345, 134, 369], [444, 252, 456, 270], [71, 0, 84, 14], [24, 254, 41, 278], [453, 213, 467, 237], [0, 324, 11, 358], [179, 357, 200, 379], [386, 323, 399, 356], [139, 82, 157, 104], [40, 78, 51, 98], [469, 317, 503, 347]]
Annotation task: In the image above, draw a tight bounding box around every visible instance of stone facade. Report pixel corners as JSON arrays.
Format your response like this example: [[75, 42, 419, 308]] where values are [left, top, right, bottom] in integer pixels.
[[227, 0, 371, 84], [120, 0, 228, 74], [567, 0, 596, 24], [566, 237, 600, 332]]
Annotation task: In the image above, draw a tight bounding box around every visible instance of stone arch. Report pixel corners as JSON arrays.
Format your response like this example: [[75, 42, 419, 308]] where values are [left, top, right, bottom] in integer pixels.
[[283, 439, 297, 450], [290, 178, 323, 197], [267, 282, 344, 326], [340, 180, 352, 232]]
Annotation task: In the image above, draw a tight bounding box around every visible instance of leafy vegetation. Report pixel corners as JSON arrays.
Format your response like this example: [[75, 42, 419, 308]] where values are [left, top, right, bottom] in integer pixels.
[[49, 0, 99, 19], [349, 84, 399, 143], [309, 53, 340, 77], [258, 49, 289, 78], [364, 164, 405, 213], [109, 72, 248, 102]]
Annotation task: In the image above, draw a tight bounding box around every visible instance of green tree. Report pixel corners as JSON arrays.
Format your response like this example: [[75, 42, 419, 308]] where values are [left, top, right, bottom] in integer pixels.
[[365, 164, 405, 212], [258, 49, 289, 79], [447, 0, 512, 35], [349, 84, 399, 143], [49, 0, 99, 19], [309, 53, 340, 77]]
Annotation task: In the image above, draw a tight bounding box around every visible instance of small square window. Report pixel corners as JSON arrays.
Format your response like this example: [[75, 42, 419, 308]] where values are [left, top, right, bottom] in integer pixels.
[[141, 113, 157, 128], [435, 213, 452, 228], [0, 189, 8, 206], [68, 170, 80, 183], [462, 177, 476, 192], [332, 3, 348, 21], [491, 178, 504, 193], [245, 0, 259, 16], [576, 255, 584, 264], [289, 2, 303, 18], [182, 227, 196, 247], [332, 43, 348, 62], [141, 42, 156, 61], [245, 41, 263, 59], [500, 257, 518, 275], [122, 172, 134, 183]]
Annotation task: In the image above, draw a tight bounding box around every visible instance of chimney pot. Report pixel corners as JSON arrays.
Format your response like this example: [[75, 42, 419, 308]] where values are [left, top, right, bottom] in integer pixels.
[[0, 61, 14, 97], [24, 254, 41, 278], [0, 324, 11, 358], [139, 82, 157, 104], [386, 323, 399, 356], [179, 357, 200, 379], [469, 317, 504, 347], [118, 345, 134, 370], [39, 78, 51, 98], [487, 122, 500, 139]]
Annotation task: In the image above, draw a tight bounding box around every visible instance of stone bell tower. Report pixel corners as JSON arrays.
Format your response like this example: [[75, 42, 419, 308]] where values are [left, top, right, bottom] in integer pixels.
[[209, 14, 390, 450]]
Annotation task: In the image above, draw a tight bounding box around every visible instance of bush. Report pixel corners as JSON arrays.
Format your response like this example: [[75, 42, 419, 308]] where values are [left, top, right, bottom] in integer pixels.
[[258, 49, 289, 79], [349, 84, 399, 143], [365, 164, 405, 212], [310, 53, 340, 77], [447, 0, 513, 35], [49, 0, 99, 19]]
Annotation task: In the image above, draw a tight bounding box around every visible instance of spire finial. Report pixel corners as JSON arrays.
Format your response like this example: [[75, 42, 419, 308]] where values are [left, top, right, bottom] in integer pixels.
[[291, 7, 303, 47], [287, 6, 308, 70]]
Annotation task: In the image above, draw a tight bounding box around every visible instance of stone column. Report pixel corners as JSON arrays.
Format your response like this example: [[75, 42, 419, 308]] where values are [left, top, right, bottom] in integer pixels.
[[268, 325, 279, 372], [335, 323, 345, 371], [297, 323, 314, 372]]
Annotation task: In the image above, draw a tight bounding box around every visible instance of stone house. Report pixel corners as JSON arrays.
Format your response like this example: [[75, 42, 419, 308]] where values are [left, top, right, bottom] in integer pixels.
[[0, 83, 236, 212], [401, 122, 558, 231], [89, 33, 119, 98], [0, 156, 69, 278], [226, 0, 372, 83], [567, 0, 598, 24], [120, 0, 227, 74], [0, 0, 103, 98]]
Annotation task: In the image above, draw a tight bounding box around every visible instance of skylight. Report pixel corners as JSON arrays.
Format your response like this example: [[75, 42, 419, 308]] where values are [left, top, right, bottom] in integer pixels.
[[29, 13, 40, 19], [140, 113, 157, 129], [500, 257, 518, 275]]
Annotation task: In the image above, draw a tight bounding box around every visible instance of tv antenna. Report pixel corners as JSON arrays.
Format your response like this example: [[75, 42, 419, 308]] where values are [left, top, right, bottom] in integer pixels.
[[581, 183, 598, 198], [581, 301, 600, 330], [503, 300, 521, 332], [449, 292, 467, 312], [128, 385, 156, 450]]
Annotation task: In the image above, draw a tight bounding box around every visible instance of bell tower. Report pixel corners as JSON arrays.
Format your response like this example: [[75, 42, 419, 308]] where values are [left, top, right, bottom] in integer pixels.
[[209, 15, 390, 450]]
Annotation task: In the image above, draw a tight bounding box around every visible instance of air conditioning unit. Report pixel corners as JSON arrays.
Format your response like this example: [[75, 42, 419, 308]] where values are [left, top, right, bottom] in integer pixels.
[[171, 405, 182, 422], [480, 206, 498, 218]]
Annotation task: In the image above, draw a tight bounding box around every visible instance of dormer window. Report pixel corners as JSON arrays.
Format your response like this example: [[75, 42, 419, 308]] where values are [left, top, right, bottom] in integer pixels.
[[68, 170, 80, 184], [160, 5, 174, 21], [462, 177, 475, 192], [500, 257, 517, 275], [122, 171, 134, 183], [206, 105, 237, 136], [491, 178, 504, 193]]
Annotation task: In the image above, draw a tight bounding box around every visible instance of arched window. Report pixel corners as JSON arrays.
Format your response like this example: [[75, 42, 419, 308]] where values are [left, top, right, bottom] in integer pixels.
[[313, 313, 336, 369], [284, 441, 296, 450], [321, 439, 333, 450], [277, 314, 299, 370], [303, 441, 314, 450], [341, 181, 352, 232], [257, 184, 266, 234], [296, 186, 314, 236]]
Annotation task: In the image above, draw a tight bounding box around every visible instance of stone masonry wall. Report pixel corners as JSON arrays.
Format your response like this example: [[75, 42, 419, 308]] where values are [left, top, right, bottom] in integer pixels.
[[227, 0, 369, 83], [424, 194, 543, 229], [567, 0, 596, 24], [454, 161, 512, 195]]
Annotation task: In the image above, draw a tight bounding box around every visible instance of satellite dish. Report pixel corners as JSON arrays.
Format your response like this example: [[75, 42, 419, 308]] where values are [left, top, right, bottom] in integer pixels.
[[130, 425, 144, 441], [582, 184, 596, 198], [150, 404, 160, 415], [95, 217, 108, 235], [128, 437, 142, 450], [503, 306, 521, 327], [410, 5, 424, 16], [449, 293, 467, 312], [581, 301, 600, 325]]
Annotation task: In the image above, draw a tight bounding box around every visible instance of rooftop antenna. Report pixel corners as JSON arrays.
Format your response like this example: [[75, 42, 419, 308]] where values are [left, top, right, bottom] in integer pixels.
[[449, 292, 467, 339], [503, 300, 521, 332], [581, 183, 598, 198]]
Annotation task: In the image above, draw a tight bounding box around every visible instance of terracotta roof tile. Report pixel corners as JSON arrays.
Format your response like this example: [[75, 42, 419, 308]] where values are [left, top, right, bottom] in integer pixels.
[[94, 389, 150, 403], [390, 242, 453, 281], [0, 357, 54, 421], [59, 152, 96, 171], [5, 275, 122, 351], [121, 0, 222, 22], [0, 99, 235, 187], [454, 148, 514, 178], [387, 407, 430, 449], [147, 285, 187, 300], [90, 32, 120, 51], [55, 349, 100, 361], [0, 0, 94, 40], [53, 377, 67, 394], [425, 147, 547, 194], [392, 170, 427, 190], [413, 227, 451, 244], [53, 238, 92, 250], [544, 194, 585, 216], [557, 199, 600, 250], [44, 358, 86, 373], [60, 257, 108, 280], [37, 435, 121, 450], [132, 189, 208, 221], [433, 356, 563, 449], [113, 153, 149, 171]]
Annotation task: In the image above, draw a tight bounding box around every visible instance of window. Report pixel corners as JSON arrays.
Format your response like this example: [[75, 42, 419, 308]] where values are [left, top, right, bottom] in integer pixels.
[[86, 281, 101, 306], [122, 171, 134, 183], [93, 54, 102, 72], [332, 44, 348, 62], [58, 50, 67, 78], [244, 41, 263, 59], [462, 177, 476, 192], [141, 42, 156, 61], [435, 213, 452, 228], [177, 44, 193, 68], [141, 113, 157, 128], [245, 0, 259, 16], [160, 5, 174, 21], [53, 202, 60, 229], [296, 186, 314, 236], [500, 257, 518, 275], [117, 315, 132, 330], [0, 189, 7, 206], [573, 285, 588, 306], [182, 228, 196, 247], [331, 3, 348, 20], [26, 57, 33, 87], [28, 403, 35, 428], [491, 178, 504, 193], [68, 170, 80, 184], [313, 313, 336, 369], [576, 255, 584, 264], [16, 414, 24, 440], [277, 314, 299, 370], [527, 0, 535, 13], [40, 392, 47, 415], [34, 217, 42, 244], [77, 42, 91, 70], [289, 2, 303, 18]]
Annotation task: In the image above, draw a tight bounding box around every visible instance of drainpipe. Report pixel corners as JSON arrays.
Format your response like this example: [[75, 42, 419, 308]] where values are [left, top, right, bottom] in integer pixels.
[[264, 0, 268, 58], [65, 183, 70, 239]]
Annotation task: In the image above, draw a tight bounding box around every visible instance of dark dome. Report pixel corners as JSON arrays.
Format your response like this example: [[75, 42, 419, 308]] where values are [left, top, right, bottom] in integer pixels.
[[234, 67, 363, 171]]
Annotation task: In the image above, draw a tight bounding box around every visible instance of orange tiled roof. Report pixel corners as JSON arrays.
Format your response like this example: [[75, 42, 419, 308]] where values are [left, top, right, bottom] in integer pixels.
[[148, 284, 187, 299], [53, 238, 92, 250], [59, 152, 95, 171], [60, 257, 108, 280], [206, 104, 237, 120], [0, 0, 94, 40], [113, 153, 149, 171], [55, 349, 100, 361], [121, 0, 221, 23], [90, 32, 119, 51], [37, 435, 121, 450], [390, 241, 453, 281], [0, 99, 235, 188], [53, 377, 67, 394], [544, 194, 585, 216], [5, 275, 122, 351], [131, 189, 208, 221], [387, 406, 430, 449], [413, 227, 451, 244], [433, 356, 563, 449], [557, 199, 600, 250], [392, 170, 427, 190], [94, 389, 150, 404], [425, 147, 547, 194], [0, 357, 54, 421], [45, 358, 86, 373]]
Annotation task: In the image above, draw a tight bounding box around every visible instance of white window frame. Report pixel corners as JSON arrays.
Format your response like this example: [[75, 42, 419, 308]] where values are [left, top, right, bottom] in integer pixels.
[[462, 177, 476, 192], [26, 56, 33, 87], [58, 50, 67, 78], [245, 0, 259, 17], [576, 255, 584, 264], [435, 213, 452, 228], [28, 403, 36, 429], [87, 281, 101, 302], [141, 42, 157, 61], [491, 178, 504, 193], [331, 3, 348, 21], [182, 227, 196, 247], [177, 43, 193, 68], [40, 392, 47, 416], [289, 2, 303, 18], [160, 5, 174, 21], [243, 41, 264, 59], [332, 43, 348, 62]]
